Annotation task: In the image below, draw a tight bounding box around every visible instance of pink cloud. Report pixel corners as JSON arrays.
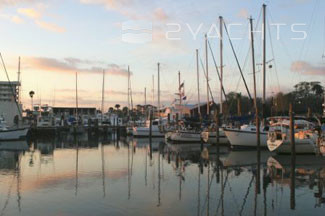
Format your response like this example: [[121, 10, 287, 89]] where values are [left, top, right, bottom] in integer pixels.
[[35, 20, 66, 33], [80, 0, 133, 10], [237, 8, 249, 19], [17, 7, 41, 18], [290, 61, 325, 76], [153, 8, 169, 21], [25, 56, 130, 76]]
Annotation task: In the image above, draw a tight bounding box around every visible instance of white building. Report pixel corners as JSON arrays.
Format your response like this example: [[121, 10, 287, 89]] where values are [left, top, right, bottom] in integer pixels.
[[0, 81, 22, 126]]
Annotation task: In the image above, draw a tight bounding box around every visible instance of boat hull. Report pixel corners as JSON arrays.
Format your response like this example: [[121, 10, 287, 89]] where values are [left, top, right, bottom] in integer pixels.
[[224, 128, 268, 148], [133, 127, 164, 137], [201, 130, 229, 145], [167, 131, 201, 143], [0, 128, 29, 141], [267, 138, 316, 154]]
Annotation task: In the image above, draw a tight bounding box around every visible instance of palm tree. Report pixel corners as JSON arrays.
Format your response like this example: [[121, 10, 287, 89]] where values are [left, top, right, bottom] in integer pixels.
[[29, 90, 35, 110], [108, 107, 114, 113]]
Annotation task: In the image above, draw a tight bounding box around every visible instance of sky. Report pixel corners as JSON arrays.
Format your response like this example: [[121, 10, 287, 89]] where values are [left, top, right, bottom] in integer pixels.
[[0, 0, 324, 110]]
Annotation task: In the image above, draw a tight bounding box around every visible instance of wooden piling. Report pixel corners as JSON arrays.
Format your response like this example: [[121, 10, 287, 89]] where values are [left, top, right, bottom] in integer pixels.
[[149, 110, 153, 160], [256, 107, 261, 195], [237, 94, 242, 116], [307, 107, 311, 119], [289, 103, 296, 209], [216, 107, 220, 183]]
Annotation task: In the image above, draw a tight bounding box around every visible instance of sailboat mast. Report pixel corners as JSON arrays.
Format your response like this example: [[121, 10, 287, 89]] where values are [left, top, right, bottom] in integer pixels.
[[196, 49, 201, 118], [262, 4, 267, 119], [128, 66, 130, 117], [205, 34, 210, 116], [157, 63, 161, 120], [17, 57, 21, 104], [144, 87, 147, 106], [75, 72, 78, 123], [178, 71, 181, 106], [152, 75, 155, 107], [101, 69, 105, 121], [219, 16, 224, 115], [250, 17, 258, 109]]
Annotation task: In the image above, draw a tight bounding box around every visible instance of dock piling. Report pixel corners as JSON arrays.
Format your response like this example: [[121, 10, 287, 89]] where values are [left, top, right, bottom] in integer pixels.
[[289, 103, 296, 209]]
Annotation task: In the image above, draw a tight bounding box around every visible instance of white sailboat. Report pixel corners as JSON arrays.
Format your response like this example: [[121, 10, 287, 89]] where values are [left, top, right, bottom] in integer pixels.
[[133, 119, 164, 137], [223, 6, 272, 149], [201, 128, 229, 145], [133, 64, 165, 137], [166, 129, 201, 143], [224, 125, 269, 148], [70, 72, 84, 134], [165, 47, 203, 143], [267, 119, 318, 154]]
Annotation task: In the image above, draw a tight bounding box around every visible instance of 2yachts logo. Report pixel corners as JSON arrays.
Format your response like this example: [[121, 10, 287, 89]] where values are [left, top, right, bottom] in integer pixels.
[[121, 20, 153, 44], [121, 21, 307, 44]]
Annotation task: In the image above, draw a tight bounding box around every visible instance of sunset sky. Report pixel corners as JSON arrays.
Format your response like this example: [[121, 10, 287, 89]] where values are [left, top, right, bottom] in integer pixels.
[[0, 0, 324, 110]]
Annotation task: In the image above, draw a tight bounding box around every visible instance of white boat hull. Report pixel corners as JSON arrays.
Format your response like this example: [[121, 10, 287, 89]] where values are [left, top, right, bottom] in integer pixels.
[[167, 131, 201, 143], [0, 128, 29, 141], [201, 130, 229, 144], [267, 138, 316, 154], [133, 127, 164, 137], [224, 128, 268, 148]]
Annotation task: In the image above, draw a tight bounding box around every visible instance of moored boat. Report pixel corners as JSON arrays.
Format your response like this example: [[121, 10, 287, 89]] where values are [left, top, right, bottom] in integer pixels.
[[267, 120, 318, 154], [133, 119, 164, 137], [0, 116, 29, 141], [166, 129, 201, 143], [201, 128, 229, 145], [224, 124, 269, 148]]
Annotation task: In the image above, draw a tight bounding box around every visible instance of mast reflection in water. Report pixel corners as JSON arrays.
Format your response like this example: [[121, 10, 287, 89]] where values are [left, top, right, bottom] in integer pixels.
[[0, 134, 325, 216]]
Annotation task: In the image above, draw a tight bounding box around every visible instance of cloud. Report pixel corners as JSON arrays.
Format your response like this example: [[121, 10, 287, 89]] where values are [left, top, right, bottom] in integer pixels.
[[25, 56, 130, 76], [237, 8, 249, 19], [0, 14, 24, 24], [290, 61, 325, 76], [35, 20, 66, 33], [13, 5, 65, 33], [17, 7, 41, 18], [0, 0, 36, 8], [153, 8, 169, 21], [11, 15, 24, 23], [296, 0, 311, 3], [80, 0, 133, 10]]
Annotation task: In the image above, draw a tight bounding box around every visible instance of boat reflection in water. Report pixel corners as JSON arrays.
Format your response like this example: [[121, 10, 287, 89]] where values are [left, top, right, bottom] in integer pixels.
[[267, 155, 325, 207], [1, 134, 325, 215]]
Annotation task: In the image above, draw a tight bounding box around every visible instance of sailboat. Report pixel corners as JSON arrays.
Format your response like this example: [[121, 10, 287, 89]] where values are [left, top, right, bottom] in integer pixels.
[[166, 52, 203, 143], [201, 128, 229, 145], [267, 119, 318, 154], [70, 72, 84, 134], [224, 5, 270, 149], [133, 63, 165, 137]]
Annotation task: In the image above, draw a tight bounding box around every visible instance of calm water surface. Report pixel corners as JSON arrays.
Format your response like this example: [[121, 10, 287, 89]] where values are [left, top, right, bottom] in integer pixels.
[[0, 134, 325, 216]]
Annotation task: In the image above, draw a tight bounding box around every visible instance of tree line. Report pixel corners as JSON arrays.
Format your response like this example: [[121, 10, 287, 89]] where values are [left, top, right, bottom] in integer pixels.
[[224, 81, 324, 117]]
